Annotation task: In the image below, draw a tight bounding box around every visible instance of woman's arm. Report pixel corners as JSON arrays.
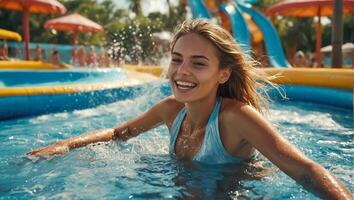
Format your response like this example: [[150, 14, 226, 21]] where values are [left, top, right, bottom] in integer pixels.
[[27, 128, 115, 158], [28, 98, 171, 158], [225, 104, 353, 199]]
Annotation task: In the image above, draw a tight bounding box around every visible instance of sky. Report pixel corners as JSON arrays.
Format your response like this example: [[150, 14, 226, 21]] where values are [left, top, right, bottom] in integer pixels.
[[112, 0, 179, 16]]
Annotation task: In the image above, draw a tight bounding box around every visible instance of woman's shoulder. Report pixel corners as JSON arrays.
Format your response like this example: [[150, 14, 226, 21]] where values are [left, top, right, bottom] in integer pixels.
[[160, 96, 184, 109], [219, 98, 269, 142], [220, 98, 261, 123], [221, 98, 248, 111], [153, 96, 184, 128], [155, 96, 185, 120]]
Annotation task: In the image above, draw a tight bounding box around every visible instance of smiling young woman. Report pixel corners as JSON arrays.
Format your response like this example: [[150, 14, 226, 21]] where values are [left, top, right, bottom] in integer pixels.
[[28, 19, 353, 199]]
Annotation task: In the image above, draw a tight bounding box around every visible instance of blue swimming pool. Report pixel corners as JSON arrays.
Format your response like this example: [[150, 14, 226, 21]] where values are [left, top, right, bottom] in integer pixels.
[[0, 69, 126, 87], [0, 81, 353, 199]]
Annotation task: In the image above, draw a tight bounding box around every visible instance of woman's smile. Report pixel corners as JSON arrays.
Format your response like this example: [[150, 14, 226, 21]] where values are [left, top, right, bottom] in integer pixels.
[[174, 80, 197, 93]]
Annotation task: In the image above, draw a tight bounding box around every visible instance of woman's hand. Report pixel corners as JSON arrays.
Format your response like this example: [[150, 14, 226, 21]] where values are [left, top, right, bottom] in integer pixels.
[[27, 141, 69, 158]]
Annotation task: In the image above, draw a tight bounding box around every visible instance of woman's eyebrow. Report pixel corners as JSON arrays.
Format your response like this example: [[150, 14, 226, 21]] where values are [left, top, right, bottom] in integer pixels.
[[171, 52, 182, 57], [171, 52, 209, 61], [192, 55, 209, 60]]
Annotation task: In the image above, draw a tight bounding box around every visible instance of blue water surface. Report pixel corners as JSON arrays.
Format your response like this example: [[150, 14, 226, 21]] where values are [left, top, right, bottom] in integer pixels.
[[0, 81, 353, 199], [0, 68, 126, 87]]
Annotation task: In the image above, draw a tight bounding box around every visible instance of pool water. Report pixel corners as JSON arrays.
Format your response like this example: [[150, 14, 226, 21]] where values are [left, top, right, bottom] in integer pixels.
[[0, 68, 126, 88], [0, 81, 353, 199]]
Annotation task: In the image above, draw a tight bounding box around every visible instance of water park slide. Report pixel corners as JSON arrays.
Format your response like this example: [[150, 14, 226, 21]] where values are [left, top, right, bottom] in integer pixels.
[[187, 0, 212, 19], [187, 0, 290, 67], [187, 0, 251, 53], [236, 2, 290, 67], [219, 2, 251, 53]]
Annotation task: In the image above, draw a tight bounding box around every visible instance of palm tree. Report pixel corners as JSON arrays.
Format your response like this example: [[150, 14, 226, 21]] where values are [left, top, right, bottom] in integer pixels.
[[129, 0, 142, 16], [331, 0, 343, 68]]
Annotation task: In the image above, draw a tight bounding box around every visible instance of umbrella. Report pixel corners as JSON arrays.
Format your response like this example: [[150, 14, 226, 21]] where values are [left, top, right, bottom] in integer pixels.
[[0, 28, 22, 41], [266, 0, 354, 67], [321, 43, 354, 53], [152, 31, 172, 41], [342, 42, 354, 53], [0, 0, 66, 60], [44, 13, 103, 48]]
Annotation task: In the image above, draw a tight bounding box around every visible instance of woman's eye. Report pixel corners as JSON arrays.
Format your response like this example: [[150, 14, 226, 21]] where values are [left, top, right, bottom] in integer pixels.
[[171, 58, 182, 63], [193, 62, 206, 68]]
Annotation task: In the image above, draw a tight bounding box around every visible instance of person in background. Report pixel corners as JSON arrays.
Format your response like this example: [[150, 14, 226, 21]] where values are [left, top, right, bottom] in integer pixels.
[[50, 50, 70, 69], [293, 50, 306, 67], [103, 49, 112, 67], [78, 47, 87, 67], [87, 46, 97, 67], [28, 19, 353, 199], [0, 43, 9, 60], [71, 46, 79, 66], [33, 44, 42, 61], [97, 48, 111, 68]]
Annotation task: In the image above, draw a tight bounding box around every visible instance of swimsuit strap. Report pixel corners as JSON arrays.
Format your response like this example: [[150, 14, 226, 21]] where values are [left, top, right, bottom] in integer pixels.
[[169, 106, 186, 155]]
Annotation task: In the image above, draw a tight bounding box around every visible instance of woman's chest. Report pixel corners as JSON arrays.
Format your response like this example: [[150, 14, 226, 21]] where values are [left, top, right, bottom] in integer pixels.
[[174, 123, 206, 160]]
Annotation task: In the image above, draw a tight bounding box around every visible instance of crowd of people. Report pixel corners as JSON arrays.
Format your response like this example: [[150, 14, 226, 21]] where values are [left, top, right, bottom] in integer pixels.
[[70, 46, 115, 68], [0, 42, 121, 68], [30, 44, 118, 68]]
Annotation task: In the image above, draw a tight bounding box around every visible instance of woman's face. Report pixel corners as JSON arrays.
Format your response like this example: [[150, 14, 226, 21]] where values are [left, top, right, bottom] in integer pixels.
[[168, 33, 230, 103]]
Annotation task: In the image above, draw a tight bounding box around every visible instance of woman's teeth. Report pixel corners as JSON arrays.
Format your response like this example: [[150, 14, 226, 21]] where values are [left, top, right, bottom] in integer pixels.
[[176, 81, 196, 89]]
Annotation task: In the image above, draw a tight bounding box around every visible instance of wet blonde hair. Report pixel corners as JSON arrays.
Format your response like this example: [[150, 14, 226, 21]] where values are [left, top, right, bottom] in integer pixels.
[[170, 19, 272, 113]]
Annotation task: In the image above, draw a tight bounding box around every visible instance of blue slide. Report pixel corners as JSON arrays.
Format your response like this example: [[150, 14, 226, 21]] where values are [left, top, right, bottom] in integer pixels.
[[187, 0, 211, 19], [236, 2, 290, 67], [187, 0, 251, 53], [219, 2, 251, 53], [187, 0, 290, 67]]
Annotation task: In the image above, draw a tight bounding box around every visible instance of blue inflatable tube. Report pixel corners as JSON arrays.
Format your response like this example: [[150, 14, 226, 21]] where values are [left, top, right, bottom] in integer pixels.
[[0, 84, 153, 120], [0, 69, 126, 87], [0, 68, 156, 120], [268, 85, 353, 110]]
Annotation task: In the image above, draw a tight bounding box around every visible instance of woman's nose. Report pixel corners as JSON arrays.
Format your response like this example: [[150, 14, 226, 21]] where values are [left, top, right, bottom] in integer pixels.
[[176, 61, 190, 75]]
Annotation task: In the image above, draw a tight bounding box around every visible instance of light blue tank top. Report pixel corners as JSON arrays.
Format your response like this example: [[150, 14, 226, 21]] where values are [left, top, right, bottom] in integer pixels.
[[169, 98, 245, 165]]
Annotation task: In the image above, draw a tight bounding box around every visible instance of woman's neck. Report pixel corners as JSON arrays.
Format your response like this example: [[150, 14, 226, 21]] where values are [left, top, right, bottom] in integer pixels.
[[184, 94, 218, 131]]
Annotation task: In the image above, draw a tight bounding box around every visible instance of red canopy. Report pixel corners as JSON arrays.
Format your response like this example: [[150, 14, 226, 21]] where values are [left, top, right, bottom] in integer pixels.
[[0, 0, 66, 60], [266, 0, 354, 67], [44, 13, 103, 47], [266, 0, 354, 17]]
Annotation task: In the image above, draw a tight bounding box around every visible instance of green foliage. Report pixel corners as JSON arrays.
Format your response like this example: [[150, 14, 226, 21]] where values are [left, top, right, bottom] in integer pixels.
[[343, 14, 354, 42], [128, 0, 142, 16], [273, 17, 315, 52], [322, 14, 354, 45]]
